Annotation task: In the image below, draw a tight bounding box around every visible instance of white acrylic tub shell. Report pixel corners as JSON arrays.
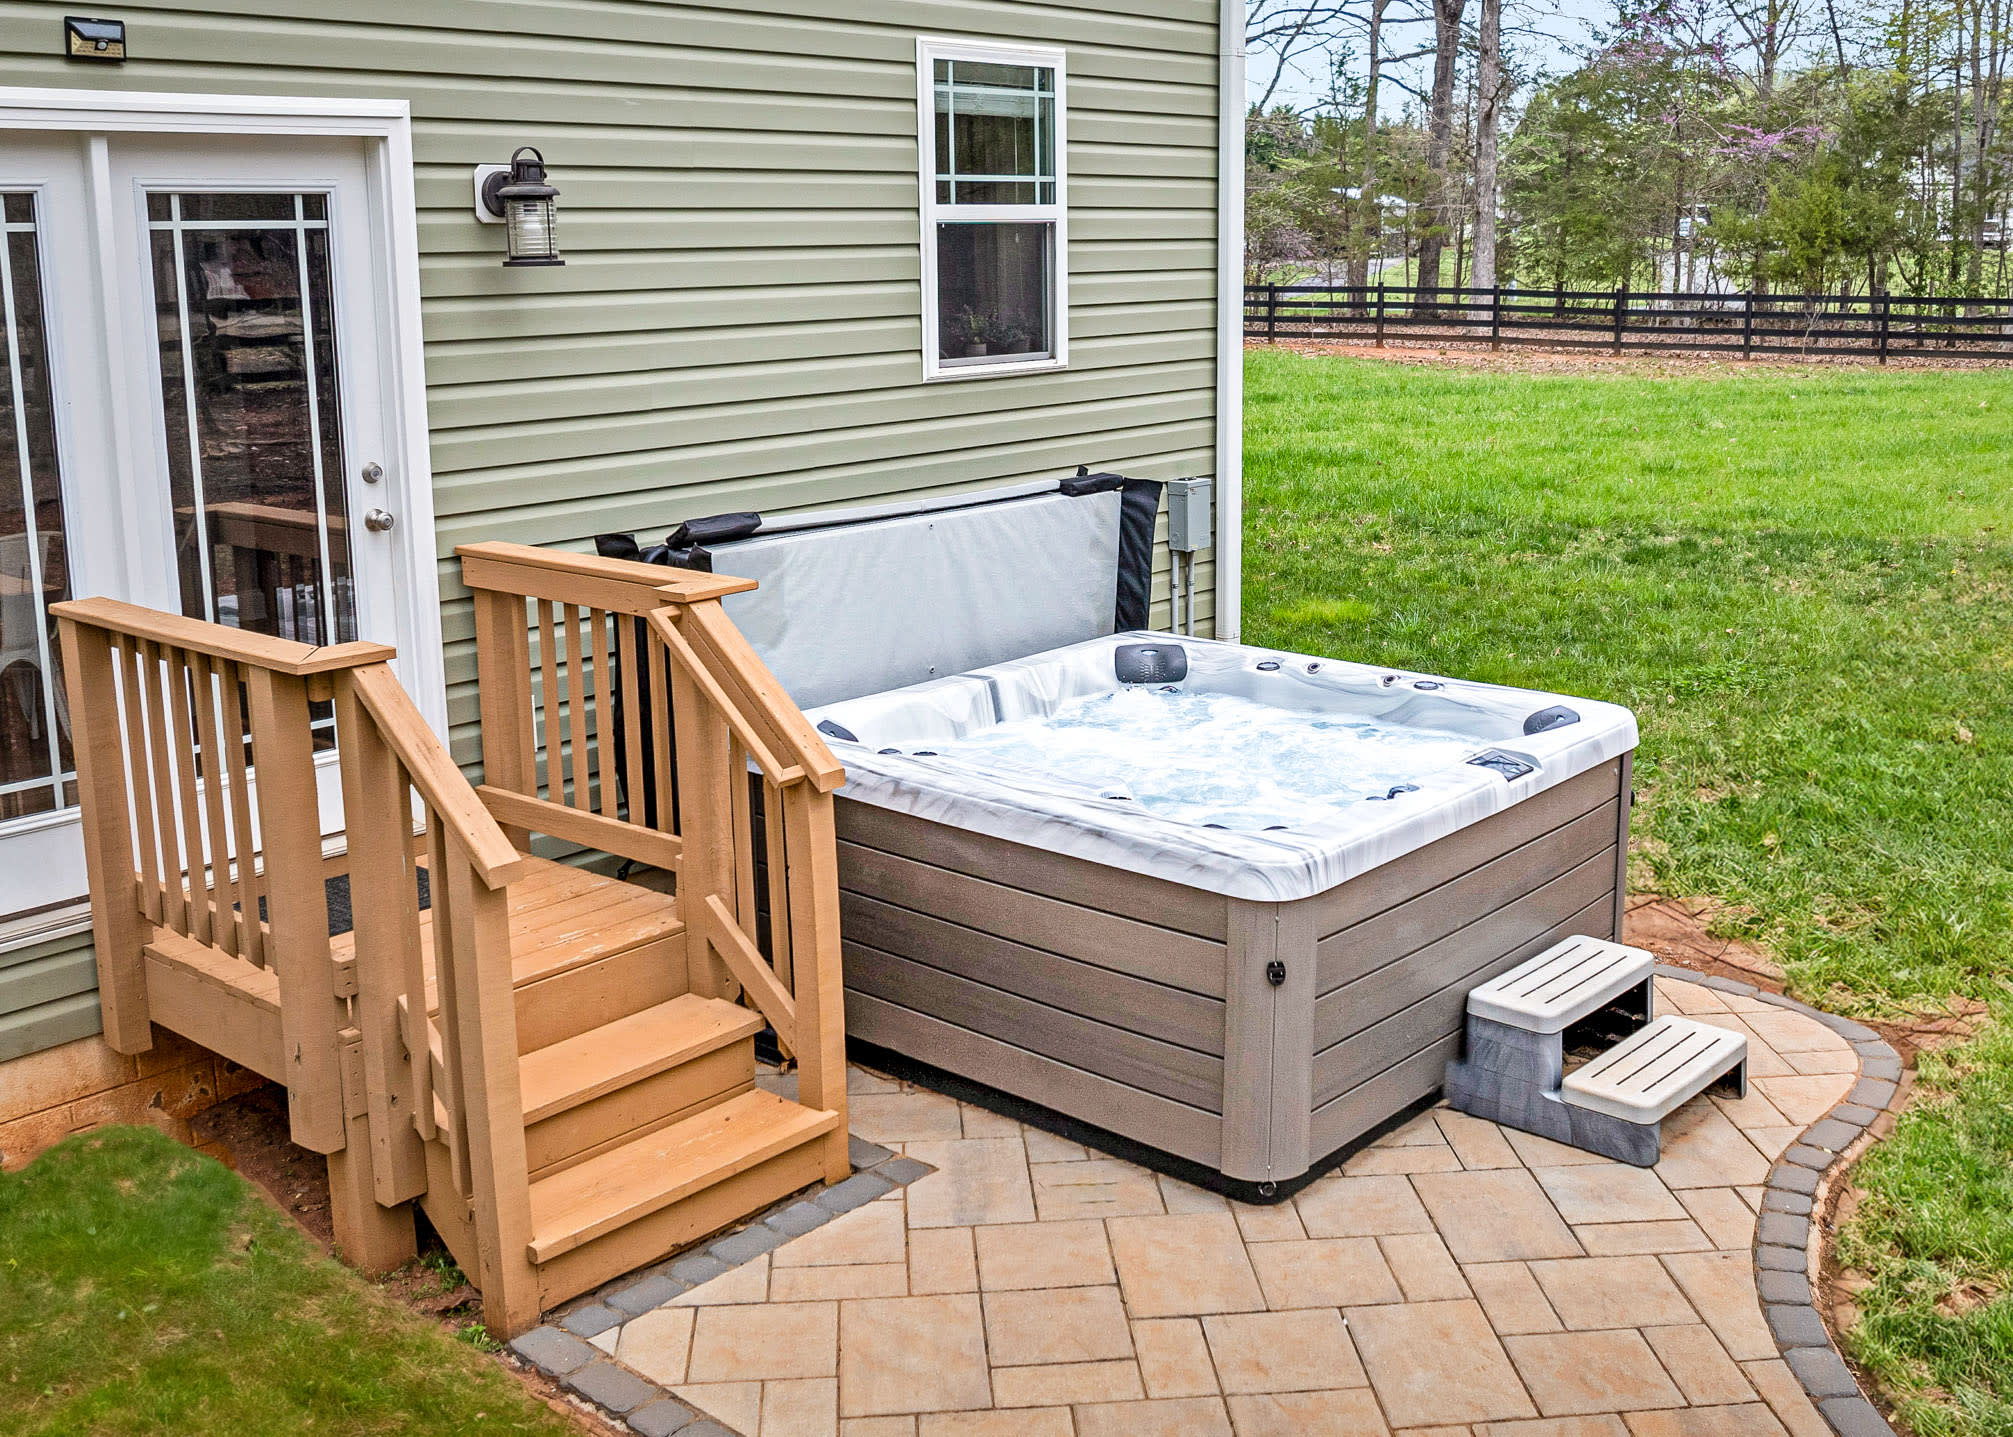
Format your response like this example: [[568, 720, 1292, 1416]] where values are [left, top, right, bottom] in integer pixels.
[[807, 633, 1640, 902]]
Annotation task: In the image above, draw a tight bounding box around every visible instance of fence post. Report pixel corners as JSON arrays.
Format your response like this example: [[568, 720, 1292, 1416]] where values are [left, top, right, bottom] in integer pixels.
[[1491, 284, 1502, 351], [1613, 284, 1627, 356], [1375, 282, 1386, 348], [1266, 283, 1279, 343], [1878, 294, 1890, 365], [1743, 291, 1754, 360]]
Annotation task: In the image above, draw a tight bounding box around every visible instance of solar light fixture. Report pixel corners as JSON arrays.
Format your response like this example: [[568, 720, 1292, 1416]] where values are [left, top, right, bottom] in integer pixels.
[[473, 147, 563, 267]]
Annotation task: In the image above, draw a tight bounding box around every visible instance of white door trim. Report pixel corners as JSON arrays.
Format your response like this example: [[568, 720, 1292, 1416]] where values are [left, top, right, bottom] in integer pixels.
[[0, 86, 446, 737]]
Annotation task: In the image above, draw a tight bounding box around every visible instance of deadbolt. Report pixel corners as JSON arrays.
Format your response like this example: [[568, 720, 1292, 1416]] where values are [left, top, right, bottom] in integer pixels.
[[364, 508, 397, 533], [361, 461, 384, 484]]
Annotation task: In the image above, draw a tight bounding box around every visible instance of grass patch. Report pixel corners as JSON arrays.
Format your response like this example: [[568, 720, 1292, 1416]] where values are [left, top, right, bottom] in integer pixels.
[[0, 1126, 579, 1436], [1244, 348, 2013, 1433]]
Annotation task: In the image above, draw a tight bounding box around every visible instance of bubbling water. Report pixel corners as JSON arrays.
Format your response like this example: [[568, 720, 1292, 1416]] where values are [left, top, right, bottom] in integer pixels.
[[916, 686, 1478, 832]]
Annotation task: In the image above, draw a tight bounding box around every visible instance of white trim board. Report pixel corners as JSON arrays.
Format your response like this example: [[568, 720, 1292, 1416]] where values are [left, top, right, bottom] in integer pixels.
[[1216, 0, 1246, 641]]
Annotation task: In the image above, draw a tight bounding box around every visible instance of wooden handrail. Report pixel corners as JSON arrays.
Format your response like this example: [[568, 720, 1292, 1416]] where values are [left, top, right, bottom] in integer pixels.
[[677, 601, 846, 793], [644, 609, 802, 787], [458, 540, 756, 611], [51, 596, 395, 676], [347, 665, 529, 891]]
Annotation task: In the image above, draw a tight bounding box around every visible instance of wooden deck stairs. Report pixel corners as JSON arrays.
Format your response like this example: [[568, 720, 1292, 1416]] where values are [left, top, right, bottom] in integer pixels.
[[55, 542, 851, 1335]]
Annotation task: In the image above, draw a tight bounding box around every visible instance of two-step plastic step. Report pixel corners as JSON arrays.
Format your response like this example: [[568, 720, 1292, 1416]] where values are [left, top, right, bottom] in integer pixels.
[[1444, 934, 1748, 1166]]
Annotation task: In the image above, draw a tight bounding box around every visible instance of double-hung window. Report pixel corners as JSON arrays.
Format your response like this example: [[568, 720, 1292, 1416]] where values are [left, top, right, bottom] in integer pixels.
[[918, 38, 1068, 379]]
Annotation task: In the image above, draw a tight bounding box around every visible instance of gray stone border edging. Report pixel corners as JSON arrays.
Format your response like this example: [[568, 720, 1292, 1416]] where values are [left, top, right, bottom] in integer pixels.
[[504, 1136, 934, 1436], [1656, 964, 1906, 1437]]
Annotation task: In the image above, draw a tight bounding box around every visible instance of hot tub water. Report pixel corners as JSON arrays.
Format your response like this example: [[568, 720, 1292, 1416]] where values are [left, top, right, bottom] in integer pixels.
[[912, 686, 1479, 832]]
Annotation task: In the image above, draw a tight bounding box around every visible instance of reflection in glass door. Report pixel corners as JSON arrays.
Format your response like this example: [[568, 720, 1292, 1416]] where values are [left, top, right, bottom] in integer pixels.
[[148, 192, 356, 648], [0, 193, 75, 823]]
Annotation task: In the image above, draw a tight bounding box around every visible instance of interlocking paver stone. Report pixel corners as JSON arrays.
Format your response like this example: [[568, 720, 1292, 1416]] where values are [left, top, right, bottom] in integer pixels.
[[1412, 1168, 1581, 1262], [509, 1325, 596, 1376], [1505, 1328, 1686, 1415], [561, 1304, 624, 1338], [815, 1171, 897, 1214], [765, 1200, 834, 1238], [1785, 1344, 1860, 1398], [625, 1397, 697, 1436], [1820, 1396, 1898, 1437], [669, 1253, 731, 1287], [708, 1223, 785, 1265], [608, 1275, 681, 1316], [566, 1360, 659, 1414], [1767, 1302, 1831, 1348], [874, 1155, 932, 1185], [1347, 1299, 1536, 1426], [1108, 1212, 1265, 1317]]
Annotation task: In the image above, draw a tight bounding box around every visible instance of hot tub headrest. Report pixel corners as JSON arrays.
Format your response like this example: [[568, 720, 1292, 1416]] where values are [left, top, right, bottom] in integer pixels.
[[1114, 641, 1188, 685]]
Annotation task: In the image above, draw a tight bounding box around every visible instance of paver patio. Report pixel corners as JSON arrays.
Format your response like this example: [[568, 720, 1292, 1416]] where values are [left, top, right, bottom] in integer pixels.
[[582, 976, 1852, 1435]]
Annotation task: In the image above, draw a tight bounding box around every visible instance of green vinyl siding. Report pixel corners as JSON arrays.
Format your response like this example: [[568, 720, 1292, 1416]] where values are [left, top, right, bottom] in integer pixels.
[[0, 0, 1226, 1055]]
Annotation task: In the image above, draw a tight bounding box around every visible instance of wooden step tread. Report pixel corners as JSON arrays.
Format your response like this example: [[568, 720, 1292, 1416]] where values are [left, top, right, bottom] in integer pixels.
[[1467, 934, 1654, 1035], [1562, 1015, 1747, 1124], [519, 995, 763, 1125], [527, 1089, 841, 1263], [329, 854, 684, 991]]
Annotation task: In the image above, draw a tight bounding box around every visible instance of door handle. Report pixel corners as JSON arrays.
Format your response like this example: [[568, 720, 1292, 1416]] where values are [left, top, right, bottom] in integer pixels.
[[364, 508, 397, 533]]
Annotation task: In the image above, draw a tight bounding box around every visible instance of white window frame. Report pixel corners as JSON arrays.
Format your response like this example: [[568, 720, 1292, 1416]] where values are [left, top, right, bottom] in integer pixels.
[[916, 37, 1069, 382]]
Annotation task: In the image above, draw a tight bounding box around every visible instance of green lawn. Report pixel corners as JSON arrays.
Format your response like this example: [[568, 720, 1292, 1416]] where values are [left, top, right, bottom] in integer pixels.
[[1244, 348, 2013, 1434], [0, 1127, 579, 1437]]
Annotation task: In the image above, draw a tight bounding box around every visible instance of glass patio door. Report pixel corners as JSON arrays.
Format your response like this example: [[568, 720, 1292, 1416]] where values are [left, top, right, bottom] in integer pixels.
[[0, 130, 411, 916]]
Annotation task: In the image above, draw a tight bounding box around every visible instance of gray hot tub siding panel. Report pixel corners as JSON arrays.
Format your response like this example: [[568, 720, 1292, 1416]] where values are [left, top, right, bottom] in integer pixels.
[[832, 753, 1633, 1183]]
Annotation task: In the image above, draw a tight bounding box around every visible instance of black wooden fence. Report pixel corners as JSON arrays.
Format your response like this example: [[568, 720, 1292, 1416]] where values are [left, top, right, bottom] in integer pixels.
[[1245, 283, 2013, 361]]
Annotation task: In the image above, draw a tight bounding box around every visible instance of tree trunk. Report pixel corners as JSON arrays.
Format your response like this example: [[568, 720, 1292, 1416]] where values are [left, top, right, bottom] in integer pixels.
[[1414, 0, 1467, 310], [1472, 0, 1503, 289], [1348, 0, 1392, 291]]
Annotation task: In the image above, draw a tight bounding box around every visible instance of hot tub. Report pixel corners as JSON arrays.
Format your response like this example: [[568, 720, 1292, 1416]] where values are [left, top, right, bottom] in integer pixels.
[[807, 632, 1640, 1195]]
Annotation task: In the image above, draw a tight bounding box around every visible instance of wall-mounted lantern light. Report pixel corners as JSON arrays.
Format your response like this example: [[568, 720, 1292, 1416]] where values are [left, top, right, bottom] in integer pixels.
[[472, 147, 563, 267]]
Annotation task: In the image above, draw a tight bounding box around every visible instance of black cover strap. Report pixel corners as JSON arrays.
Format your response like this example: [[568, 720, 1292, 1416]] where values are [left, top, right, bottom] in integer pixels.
[[1067, 466, 1163, 631]]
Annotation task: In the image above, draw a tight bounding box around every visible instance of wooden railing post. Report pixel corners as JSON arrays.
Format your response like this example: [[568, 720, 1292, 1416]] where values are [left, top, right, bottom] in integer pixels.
[[57, 618, 151, 1053], [333, 675, 430, 1214], [441, 852, 540, 1338], [244, 667, 347, 1155], [669, 619, 738, 999], [471, 587, 537, 847], [783, 787, 853, 1183]]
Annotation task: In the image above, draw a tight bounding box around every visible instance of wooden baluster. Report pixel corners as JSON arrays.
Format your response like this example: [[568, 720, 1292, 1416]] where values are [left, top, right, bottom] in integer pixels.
[[590, 608, 618, 818], [670, 629, 736, 999], [615, 617, 647, 830], [56, 618, 151, 1052], [730, 737, 757, 931], [536, 598, 562, 806], [244, 665, 345, 1154], [782, 787, 851, 1182], [439, 844, 538, 1338], [164, 649, 213, 946], [398, 761, 435, 1143], [762, 777, 792, 991], [137, 641, 189, 935], [649, 626, 675, 834], [334, 673, 430, 1206], [561, 604, 592, 813], [427, 809, 472, 1197], [113, 634, 164, 926], [188, 653, 237, 956], [472, 588, 536, 848], [219, 660, 264, 967]]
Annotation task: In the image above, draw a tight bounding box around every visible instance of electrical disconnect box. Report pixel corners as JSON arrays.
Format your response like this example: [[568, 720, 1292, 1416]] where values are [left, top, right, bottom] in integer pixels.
[[1165, 476, 1212, 552]]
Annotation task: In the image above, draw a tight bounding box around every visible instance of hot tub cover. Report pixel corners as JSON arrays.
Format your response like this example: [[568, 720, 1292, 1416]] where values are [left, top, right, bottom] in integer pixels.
[[807, 633, 1639, 901]]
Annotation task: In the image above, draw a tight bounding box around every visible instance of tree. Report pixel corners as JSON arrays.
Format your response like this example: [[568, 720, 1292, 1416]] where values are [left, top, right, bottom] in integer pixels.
[[1473, 0, 1506, 286]]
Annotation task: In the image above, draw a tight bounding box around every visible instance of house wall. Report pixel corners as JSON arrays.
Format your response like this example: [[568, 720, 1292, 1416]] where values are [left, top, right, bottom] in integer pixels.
[[0, 2, 1231, 1085]]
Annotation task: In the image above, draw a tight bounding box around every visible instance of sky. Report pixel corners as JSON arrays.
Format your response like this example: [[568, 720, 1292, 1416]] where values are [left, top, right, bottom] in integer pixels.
[[1248, 0, 1614, 118]]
